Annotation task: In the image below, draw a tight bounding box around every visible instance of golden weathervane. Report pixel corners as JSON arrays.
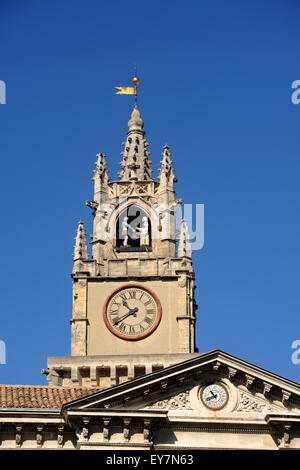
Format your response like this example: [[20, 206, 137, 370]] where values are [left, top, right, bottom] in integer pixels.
[[115, 66, 140, 106]]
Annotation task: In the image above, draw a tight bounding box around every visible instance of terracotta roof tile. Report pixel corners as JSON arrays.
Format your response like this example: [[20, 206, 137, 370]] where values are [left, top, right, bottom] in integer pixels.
[[0, 385, 100, 409]]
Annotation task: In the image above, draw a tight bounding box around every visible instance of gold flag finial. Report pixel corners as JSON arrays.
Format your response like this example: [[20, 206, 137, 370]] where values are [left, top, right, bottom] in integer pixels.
[[115, 86, 135, 95], [114, 66, 140, 106]]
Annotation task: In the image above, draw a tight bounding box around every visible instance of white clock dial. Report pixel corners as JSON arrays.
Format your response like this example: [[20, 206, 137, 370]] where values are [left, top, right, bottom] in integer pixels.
[[103, 285, 162, 341], [200, 383, 228, 410]]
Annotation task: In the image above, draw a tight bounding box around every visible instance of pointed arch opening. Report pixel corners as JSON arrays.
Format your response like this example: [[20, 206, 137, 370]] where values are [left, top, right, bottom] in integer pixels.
[[116, 205, 152, 252]]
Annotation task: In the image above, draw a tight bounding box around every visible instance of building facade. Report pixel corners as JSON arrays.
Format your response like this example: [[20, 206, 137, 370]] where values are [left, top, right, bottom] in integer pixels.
[[0, 95, 300, 450]]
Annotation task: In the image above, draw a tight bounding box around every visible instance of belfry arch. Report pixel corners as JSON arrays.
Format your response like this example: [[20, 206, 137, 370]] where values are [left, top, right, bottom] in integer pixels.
[[116, 204, 152, 251]]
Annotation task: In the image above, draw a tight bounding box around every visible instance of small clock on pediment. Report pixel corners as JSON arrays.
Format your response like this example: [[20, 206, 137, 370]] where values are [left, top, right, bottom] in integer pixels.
[[103, 284, 162, 341], [200, 383, 229, 410]]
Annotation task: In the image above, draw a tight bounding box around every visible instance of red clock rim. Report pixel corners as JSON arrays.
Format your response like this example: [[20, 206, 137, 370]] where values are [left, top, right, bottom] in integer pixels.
[[102, 283, 162, 341]]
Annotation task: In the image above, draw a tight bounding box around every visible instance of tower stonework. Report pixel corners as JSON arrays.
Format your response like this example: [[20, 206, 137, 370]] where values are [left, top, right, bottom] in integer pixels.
[[46, 105, 199, 388], [2, 95, 300, 451]]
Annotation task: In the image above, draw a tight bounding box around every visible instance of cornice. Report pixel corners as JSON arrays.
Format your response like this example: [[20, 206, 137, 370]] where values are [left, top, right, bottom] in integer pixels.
[[61, 349, 300, 412]]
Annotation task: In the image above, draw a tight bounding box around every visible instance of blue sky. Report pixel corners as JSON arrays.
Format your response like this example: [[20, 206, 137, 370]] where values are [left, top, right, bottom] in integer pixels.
[[0, 0, 300, 385]]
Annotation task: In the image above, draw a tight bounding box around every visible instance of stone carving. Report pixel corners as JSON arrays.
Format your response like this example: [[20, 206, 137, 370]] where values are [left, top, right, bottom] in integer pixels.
[[57, 425, 64, 448], [177, 274, 187, 288], [82, 418, 90, 441], [123, 418, 131, 442], [103, 418, 111, 441], [143, 419, 151, 443], [36, 425, 43, 447], [145, 391, 192, 410], [236, 391, 284, 413], [15, 424, 23, 447]]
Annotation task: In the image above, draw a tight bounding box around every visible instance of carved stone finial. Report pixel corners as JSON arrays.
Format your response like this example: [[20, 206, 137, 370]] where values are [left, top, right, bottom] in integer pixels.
[[128, 106, 144, 130], [72, 220, 89, 261], [158, 144, 177, 187], [92, 153, 110, 185]]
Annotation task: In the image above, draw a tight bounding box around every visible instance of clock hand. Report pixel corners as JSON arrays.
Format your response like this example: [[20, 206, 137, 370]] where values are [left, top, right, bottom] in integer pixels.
[[122, 300, 132, 311], [113, 307, 138, 326], [206, 391, 218, 401]]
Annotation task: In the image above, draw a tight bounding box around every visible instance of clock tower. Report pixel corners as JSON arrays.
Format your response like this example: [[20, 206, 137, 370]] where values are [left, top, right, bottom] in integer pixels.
[[45, 78, 199, 389]]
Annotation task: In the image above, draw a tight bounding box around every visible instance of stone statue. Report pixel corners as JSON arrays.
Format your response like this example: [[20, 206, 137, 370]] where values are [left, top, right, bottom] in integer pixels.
[[135, 216, 150, 247], [121, 217, 134, 247]]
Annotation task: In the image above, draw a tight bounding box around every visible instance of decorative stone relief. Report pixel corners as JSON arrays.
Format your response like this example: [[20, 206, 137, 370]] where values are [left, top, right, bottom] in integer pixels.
[[235, 391, 286, 413], [57, 425, 64, 448], [82, 418, 90, 441], [145, 391, 192, 410], [143, 419, 151, 443], [36, 425, 44, 447], [177, 274, 187, 288], [15, 424, 23, 447]]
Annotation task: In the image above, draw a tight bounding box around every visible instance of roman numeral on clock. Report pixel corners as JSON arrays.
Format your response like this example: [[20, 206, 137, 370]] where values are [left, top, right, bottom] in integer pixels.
[[118, 322, 126, 333]]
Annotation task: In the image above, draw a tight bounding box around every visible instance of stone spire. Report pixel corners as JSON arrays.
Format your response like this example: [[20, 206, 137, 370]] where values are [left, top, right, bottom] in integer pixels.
[[158, 144, 177, 187], [73, 220, 89, 261], [91, 152, 110, 203], [118, 106, 153, 181], [93, 152, 110, 185], [178, 219, 192, 259]]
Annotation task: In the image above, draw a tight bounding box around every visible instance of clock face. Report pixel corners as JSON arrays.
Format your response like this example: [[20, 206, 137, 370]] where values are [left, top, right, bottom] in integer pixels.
[[200, 383, 229, 410], [103, 284, 162, 341]]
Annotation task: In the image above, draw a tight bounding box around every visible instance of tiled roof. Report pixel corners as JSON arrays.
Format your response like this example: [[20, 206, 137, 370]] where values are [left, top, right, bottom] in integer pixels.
[[0, 385, 99, 409]]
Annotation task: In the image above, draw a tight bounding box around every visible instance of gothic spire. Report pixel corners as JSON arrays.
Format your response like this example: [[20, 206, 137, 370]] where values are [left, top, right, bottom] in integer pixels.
[[92, 152, 110, 186], [118, 106, 153, 181], [158, 144, 177, 187], [72, 220, 89, 261], [178, 219, 192, 259]]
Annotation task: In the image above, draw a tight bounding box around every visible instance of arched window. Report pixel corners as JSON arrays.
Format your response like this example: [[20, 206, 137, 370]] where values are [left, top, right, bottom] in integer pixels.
[[116, 205, 151, 251]]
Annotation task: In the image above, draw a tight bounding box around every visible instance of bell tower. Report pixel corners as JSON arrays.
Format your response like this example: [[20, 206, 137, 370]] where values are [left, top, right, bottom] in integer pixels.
[[45, 74, 199, 389]]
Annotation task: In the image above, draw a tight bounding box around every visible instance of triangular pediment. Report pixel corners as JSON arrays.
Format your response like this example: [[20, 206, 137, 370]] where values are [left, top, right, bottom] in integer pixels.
[[62, 350, 300, 418]]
